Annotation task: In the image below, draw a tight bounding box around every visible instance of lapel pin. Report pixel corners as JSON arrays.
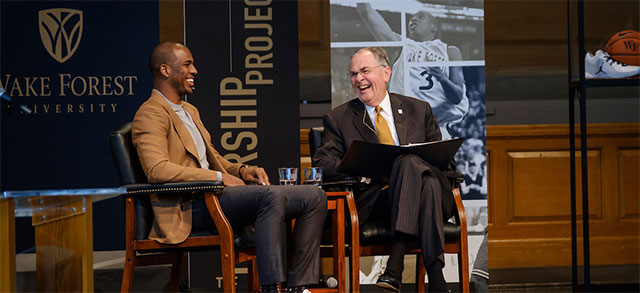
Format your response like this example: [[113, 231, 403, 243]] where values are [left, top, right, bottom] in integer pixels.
[[398, 109, 403, 115]]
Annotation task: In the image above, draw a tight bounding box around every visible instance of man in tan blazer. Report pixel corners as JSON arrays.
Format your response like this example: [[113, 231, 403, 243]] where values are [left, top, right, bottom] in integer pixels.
[[132, 42, 326, 293]]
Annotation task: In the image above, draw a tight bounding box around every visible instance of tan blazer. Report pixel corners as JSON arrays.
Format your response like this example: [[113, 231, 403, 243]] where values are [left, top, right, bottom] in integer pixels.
[[132, 91, 243, 244]]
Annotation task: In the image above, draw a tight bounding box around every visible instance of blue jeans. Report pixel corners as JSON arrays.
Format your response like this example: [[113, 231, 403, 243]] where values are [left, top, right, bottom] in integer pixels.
[[191, 185, 327, 287]]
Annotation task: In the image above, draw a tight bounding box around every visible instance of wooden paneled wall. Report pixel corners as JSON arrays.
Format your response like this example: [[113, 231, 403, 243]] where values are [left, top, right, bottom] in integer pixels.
[[487, 123, 639, 268], [301, 123, 640, 269], [300, 129, 312, 170], [159, 0, 184, 43]]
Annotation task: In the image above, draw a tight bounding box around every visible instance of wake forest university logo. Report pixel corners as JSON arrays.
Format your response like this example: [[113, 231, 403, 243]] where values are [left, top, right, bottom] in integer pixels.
[[39, 8, 83, 63], [0, 6, 144, 116]]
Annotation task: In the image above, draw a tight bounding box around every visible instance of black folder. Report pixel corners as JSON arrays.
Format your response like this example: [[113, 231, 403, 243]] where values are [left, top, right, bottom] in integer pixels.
[[336, 138, 464, 180]]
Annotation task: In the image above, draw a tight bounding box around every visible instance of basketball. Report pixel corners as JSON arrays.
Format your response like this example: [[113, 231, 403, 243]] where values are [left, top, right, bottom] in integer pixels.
[[604, 30, 640, 65]]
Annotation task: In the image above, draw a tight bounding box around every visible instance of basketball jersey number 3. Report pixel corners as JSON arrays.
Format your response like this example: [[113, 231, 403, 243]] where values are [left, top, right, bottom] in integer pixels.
[[419, 70, 434, 91]]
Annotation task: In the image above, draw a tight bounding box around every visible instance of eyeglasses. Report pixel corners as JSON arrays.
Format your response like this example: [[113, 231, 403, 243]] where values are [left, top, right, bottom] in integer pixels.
[[349, 65, 385, 79]]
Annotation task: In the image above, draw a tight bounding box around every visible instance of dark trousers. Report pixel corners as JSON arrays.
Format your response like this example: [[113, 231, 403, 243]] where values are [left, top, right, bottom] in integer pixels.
[[192, 185, 327, 286], [387, 154, 455, 268]]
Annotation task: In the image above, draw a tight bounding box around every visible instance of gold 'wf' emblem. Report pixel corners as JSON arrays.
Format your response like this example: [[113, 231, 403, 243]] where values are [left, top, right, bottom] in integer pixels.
[[39, 8, 83, 63]]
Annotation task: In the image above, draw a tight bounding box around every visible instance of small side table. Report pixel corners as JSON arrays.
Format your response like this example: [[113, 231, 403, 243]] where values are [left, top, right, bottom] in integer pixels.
[[1, 188, 125, 292]]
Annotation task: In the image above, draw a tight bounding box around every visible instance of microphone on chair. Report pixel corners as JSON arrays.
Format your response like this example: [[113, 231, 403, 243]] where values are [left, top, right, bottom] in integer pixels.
[[0, 88, 32, 114], [320, 276, 338, 288]]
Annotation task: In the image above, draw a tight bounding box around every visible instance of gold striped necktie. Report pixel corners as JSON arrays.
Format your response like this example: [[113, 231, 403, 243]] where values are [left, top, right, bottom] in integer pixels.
[[375, 106, 394, 145]]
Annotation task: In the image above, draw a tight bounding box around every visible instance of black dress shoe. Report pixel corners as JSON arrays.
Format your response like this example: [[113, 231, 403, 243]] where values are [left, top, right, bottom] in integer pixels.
[[259, 283, 280, 292], [376, 272, 401, 292]]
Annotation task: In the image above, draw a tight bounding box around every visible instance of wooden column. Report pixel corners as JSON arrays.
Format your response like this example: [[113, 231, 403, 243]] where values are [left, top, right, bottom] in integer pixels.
[[0, 198, 16, 292], [159, 0, 184, 43]]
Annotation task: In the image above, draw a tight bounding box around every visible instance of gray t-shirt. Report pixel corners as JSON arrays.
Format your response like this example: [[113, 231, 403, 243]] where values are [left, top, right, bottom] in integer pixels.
[[155, 89, 210, 170]]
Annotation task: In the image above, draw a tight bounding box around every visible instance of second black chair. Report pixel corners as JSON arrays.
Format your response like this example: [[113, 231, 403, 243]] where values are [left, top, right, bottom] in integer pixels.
[[308, 127, 469, 293]]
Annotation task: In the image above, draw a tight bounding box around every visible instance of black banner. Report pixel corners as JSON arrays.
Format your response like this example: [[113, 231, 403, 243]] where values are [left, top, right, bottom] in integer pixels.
[[1, 1, 159, 250], [185, 0, 299, 289], [185, 0, 300, 185]]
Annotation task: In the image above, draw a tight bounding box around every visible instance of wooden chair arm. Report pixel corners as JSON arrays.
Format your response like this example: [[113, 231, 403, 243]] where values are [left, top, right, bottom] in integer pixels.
[[451, 187, 470, 293], [451, 187, 467, 231], [204, 192, 234, 253]]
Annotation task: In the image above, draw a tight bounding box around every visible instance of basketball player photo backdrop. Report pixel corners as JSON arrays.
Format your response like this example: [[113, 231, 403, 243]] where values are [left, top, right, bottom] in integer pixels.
[[330, 0, 487, 286]]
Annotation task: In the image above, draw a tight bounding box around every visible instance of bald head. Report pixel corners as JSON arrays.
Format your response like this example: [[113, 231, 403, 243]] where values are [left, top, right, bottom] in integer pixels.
[[149, 42, 184, 76], [148, 42, 197, 103]]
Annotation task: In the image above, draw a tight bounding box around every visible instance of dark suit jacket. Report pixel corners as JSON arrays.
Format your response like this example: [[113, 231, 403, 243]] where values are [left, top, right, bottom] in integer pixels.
[[313, 93, 453, 224]]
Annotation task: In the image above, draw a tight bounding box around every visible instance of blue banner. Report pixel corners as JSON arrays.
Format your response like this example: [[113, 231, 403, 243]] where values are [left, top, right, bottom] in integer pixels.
[[1, 1, 159, 250]]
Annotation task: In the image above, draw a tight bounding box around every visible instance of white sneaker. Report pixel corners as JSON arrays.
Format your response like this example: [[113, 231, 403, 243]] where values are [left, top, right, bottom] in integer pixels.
[[585, 50, 640, 79], [584, 51, 601, 79]]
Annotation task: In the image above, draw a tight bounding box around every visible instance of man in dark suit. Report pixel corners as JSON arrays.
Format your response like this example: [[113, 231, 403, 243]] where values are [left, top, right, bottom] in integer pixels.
[[313, 47, 456, 292]]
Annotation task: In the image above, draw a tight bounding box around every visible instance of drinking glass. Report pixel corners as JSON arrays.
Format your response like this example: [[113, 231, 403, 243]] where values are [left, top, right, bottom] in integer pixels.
[[303, 167, 323, 187], [278, 167, 298, 185]]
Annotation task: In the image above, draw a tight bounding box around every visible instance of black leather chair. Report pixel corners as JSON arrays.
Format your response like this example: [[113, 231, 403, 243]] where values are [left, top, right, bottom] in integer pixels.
[[109, 122, 258, 292], [309, 127, 470, 293]]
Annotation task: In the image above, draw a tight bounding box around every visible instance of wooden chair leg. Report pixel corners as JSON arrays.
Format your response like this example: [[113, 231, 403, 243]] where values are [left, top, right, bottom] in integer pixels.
[[458, 242, 470, 293], [168, 252, 183, 292], [206, 194, 237, 293], [349, 247, 361, 292], [346, 191, 360, 293], [120, 247, 135, 292], [219, 243, 237, 292], [122, 196, 137, 292], [332, 198, 346, 293], [416, 252, 426, 292]]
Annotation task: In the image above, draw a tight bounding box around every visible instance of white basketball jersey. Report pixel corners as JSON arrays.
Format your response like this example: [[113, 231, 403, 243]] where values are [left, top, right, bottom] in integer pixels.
[[389, 39, 468, 134]]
